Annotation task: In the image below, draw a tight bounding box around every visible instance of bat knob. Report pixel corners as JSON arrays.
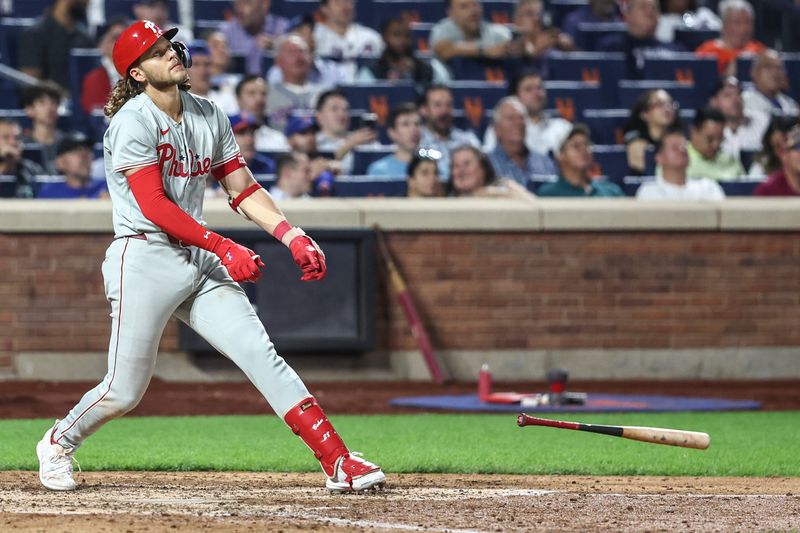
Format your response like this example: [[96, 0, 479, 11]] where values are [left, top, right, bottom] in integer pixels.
[[516, 414, 526, 427]]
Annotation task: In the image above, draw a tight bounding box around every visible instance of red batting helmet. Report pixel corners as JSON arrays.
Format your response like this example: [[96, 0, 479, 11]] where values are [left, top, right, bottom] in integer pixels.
[[112, 20, 179, 78]]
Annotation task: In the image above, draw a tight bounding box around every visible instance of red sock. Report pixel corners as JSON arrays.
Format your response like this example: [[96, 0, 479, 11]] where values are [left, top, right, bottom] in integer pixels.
[[283, 397, 348, 477]]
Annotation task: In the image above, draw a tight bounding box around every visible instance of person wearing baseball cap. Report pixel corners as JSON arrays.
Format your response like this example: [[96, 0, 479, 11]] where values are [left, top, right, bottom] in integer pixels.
[[754, 124, 800, 196], [38, 132, 108, 199], [229, 112, 276, 175]]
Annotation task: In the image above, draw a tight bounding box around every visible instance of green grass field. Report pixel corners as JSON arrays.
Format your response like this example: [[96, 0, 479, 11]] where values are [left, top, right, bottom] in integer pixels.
[[3, 412, 799, 476]]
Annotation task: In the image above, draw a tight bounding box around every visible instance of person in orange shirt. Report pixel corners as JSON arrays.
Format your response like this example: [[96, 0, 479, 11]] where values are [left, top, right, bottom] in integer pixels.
[[695, 0, 765, 76]]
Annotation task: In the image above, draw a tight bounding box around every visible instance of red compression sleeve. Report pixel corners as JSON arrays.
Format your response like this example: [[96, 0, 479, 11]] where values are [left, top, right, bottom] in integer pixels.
[[127, 164, 223, 251]]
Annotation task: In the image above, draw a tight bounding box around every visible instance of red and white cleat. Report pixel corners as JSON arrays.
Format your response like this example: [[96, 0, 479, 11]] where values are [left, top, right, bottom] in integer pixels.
[[325, 452, 386, 493]]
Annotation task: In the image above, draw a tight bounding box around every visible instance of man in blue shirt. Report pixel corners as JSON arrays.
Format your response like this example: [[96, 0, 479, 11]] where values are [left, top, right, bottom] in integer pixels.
[[538, 124, 625, 197], [487, 96, 557, 188], [367, 103, 422, 177], [38, 133, 108, 199]]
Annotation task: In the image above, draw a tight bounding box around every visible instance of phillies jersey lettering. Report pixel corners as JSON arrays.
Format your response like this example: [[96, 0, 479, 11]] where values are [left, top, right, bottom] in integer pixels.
[[103, 91, 240, 239]]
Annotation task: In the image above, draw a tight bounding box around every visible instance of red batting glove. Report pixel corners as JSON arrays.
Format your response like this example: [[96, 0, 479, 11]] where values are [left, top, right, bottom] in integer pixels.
[[289, 235, 327, 281], [213, 238, 265, 283]]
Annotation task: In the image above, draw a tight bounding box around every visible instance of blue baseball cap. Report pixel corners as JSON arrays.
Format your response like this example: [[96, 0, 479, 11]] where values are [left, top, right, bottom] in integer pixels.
[[229, 112, 258, 133], [187, 39, 210, 57], [284, 115, 317, 136]]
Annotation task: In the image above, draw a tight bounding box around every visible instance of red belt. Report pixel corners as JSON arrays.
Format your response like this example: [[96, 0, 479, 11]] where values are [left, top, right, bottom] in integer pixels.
[[130, 234, 188, 247]]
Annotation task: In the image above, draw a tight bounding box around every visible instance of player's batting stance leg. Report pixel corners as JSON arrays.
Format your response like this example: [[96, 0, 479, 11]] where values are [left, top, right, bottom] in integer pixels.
[[36, 19, 384, 493]]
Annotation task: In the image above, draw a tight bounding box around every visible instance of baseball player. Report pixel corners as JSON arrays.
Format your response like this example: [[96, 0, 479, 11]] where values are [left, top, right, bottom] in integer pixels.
[[35, 20, 385, 493]]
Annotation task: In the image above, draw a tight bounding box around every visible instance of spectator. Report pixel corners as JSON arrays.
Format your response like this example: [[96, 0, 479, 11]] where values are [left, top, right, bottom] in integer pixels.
[[742, 50, 800, 125], [268, 15, 354, 88], [221, 0, 290, 75], [38, 133, 108, 199], [17, 0, 94, 91], [657, 0, 721, 43], [596, 0, 684, 78], [0, 118, 43, 199], [406, 152, 444, 197], [636, 127, 726, 200], [753, 124, 800, 196], [204, 30, 233, 76], [367, 104, 422, 177], [285, 116, 342, 192], [132, 0, 193, 42], [359, 18, 435, 85], [230, 114, 276, 175], [487, 96, 557, 187], [484, 70, 572, 156], [419, 85, 481, 177], [234, 75, 290, 152], [315, 89, 378, 175], [80, 17, 127, 114], [538, 124, 624, 197], [514, 0, 575, 59], [266, 35, 324, 132], [623, 89, 681, 175], [749, 116, 796, 179], [562, 0, 622, 42], [20, 82, 66, 175], [686, 107, 745, 180], [430, 0, 512, 73], [314, 0, 383, 59], [447, 145, 535, 198], [695, 0, 765, 76], [269, 153, 313, 200], [708, 76, 769, 157], [187, 40, 239, 115]]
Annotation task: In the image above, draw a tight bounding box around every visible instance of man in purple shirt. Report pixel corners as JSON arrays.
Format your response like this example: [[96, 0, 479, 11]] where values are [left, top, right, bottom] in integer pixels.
[[221, 0, 291, 74]]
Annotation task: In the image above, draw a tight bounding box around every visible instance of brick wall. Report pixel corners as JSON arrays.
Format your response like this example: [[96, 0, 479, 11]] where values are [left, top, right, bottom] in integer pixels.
[[2, 231, 799, 371]]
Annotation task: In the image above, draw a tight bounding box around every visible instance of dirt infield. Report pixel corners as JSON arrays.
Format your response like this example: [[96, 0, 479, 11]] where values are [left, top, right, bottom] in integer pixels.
[[1, 379, 799, 418], [1, 472, 799, 532]]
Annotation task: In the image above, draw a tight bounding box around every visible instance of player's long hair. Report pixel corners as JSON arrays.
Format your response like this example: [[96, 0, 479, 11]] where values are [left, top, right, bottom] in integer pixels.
[[104, 75, 192, 118]]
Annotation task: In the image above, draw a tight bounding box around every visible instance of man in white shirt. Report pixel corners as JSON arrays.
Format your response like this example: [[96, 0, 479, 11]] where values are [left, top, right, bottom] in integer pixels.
[[483, 71, 572, 156], [266, 35, 325, 132], [708, 76, 768, 157], [742, 50, 800, 125], [430, 0, 512, 68], [637, 127, 726, 201], [269, 152, 313, 200], [313, 0, 383, 59], [419, 85, 481, 178]]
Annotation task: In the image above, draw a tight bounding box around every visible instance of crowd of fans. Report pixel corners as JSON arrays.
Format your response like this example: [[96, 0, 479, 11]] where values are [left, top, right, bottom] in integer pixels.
[[2, 0, 800, 201]]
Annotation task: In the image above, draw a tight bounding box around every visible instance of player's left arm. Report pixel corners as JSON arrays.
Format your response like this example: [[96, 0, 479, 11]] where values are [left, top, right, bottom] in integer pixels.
[[218, 165, 327, 282]]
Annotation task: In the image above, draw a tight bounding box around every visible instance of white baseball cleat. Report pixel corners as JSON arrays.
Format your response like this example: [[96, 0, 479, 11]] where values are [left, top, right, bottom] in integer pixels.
[[326, 452, 386, 493], [36, 420, 78, 491]]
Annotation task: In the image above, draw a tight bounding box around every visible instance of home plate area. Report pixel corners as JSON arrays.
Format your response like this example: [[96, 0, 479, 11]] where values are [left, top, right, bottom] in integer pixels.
[[1, 472, 798, 532]]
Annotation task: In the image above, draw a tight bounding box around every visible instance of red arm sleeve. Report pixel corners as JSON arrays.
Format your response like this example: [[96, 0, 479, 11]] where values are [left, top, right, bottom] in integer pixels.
[[127, 164, 223, 252]]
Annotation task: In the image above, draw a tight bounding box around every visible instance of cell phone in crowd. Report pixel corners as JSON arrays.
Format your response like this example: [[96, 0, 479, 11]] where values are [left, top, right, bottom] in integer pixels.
[[360, 113, 378, 130]]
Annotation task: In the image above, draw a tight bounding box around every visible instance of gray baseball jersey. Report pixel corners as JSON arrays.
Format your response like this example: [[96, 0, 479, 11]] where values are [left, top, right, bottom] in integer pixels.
[[52, 90, 311, 451], [103, 90, 240, 238]]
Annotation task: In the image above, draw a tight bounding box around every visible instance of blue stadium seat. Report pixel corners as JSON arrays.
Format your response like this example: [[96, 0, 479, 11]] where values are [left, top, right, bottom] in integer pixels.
[[334, 176, 408, 197], [366, 1, 446, 27], [340, 83, 417, 127], [69, 49, 102, 117], [549, 0, 589, 28], [88, 111, 109, 144], [21, 143, 44, 165], [352, 147, 396, 175], [194, 0, 233, 21], [482, 0, 517, 25], [0, 85, 19, 109], [618, 80, 703, 112], [104, 0, 180, 21], [272, 0, 320, 20], [449, 57, 509, 81], [581, 109, 629, 145], [621, 175, 651, 196], [0, 17, 36, 69], [3, 0, 51, 17], [0, 174, 16, 198], [674, 28, 719, 51], [448, 81, 506, 132], [575, 22, 627, 51], [410, 22, 434, 55], [546, 52, 626, 107], [720, 180, 760, 196], [545, 81, 606, 121], [642, 53, 718, 99], [591, 144, 629, 183], [194, 19, 224, 34]]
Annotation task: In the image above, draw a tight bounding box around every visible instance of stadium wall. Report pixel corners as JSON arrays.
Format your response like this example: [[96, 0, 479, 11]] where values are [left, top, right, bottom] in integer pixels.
[[1, 198, 799, 381]]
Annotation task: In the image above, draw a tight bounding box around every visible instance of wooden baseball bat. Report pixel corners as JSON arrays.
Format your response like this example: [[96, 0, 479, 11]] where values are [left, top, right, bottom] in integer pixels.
[[517, 414, 710, 450], [373, 226, 448, 384]]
